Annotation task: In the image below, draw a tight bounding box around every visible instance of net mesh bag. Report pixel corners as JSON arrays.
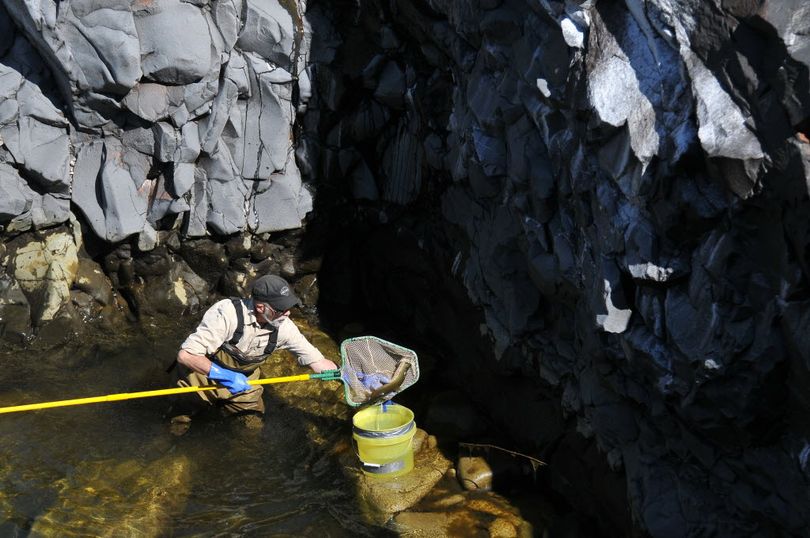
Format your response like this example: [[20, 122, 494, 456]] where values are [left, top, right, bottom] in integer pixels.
[[340, 336, 419, 407]]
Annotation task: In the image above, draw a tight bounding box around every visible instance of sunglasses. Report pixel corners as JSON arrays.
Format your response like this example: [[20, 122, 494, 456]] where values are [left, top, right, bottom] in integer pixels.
[[259, 302, 285, 319]]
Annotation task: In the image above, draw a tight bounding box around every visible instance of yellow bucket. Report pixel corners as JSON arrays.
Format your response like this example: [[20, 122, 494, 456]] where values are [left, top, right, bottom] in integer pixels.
[[352, 403, 416, 478]]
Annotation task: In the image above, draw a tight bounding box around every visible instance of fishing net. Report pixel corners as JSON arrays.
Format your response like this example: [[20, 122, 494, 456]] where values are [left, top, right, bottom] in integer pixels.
[[339, 336, 419, 407]]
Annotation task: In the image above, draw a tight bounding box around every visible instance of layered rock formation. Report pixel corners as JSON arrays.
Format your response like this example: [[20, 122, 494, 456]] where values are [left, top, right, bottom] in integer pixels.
[[1, 0, 810, 535], [0, 0, 318, 340]]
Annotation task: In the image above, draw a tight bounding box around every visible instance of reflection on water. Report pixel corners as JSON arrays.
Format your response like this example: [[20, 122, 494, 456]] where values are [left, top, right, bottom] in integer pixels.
[[0, 317, 383, 537]]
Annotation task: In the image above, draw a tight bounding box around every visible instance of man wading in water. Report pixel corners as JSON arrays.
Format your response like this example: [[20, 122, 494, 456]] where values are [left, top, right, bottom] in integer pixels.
[[167, 275, 338, 434]]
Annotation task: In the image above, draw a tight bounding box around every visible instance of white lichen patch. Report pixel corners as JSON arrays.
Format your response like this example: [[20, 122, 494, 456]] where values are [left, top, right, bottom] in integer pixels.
[[172, 279, 188, 305], [6, 232, 79, 321]]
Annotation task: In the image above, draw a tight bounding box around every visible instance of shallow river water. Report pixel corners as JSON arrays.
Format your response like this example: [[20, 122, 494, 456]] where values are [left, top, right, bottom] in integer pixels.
[[0, 315, 558, 537], [0, 317, 385, 537]]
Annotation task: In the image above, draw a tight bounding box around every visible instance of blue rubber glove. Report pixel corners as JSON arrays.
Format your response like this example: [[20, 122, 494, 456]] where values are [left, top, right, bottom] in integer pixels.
[[208, 363, 251, 394], [357, 372, 391, 391]]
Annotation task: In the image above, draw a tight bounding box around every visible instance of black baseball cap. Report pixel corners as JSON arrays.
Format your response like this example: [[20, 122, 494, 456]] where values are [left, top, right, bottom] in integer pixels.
[[251, 275, 300, 311]]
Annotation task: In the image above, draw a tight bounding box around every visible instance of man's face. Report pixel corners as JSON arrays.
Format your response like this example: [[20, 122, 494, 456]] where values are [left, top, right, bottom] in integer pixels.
[[255, 301, 287, 325]]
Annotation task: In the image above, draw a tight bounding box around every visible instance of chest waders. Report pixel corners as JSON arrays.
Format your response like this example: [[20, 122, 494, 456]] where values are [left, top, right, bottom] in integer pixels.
[[208, 298, 278, 375], [166, 298, 279, 415]]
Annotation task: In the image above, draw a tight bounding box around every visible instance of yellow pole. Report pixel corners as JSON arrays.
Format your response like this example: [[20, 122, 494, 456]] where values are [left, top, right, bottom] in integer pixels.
[[0, 373, 315, 415]]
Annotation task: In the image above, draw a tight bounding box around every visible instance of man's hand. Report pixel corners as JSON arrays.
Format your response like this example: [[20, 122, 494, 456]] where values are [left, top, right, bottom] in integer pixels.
[[309, 358, 338, 373], [207, 363, 251, 394]]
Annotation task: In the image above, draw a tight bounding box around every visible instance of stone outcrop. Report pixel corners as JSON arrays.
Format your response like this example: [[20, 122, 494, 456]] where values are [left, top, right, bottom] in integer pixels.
[[0, 0, 319, 342], [0, 0, 313, 245]]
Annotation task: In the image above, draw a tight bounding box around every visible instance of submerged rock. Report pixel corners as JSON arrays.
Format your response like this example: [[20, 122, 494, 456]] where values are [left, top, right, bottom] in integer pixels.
[[457, 456, 493, 491], [392, 486, 536, 538], [30, 453, 192, 537]]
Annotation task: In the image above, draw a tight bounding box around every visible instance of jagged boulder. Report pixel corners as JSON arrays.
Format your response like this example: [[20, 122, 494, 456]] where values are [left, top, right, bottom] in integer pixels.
[[130, 259, 209, 317], [237, 0, 297, 71]]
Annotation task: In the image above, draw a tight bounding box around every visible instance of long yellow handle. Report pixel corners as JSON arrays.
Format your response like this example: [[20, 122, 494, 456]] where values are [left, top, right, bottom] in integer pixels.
[[0, 373, 315, 415]]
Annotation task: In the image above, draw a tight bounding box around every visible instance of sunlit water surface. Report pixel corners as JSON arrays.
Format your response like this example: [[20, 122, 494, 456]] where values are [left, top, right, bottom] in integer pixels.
[[0, 318, 380, 537]]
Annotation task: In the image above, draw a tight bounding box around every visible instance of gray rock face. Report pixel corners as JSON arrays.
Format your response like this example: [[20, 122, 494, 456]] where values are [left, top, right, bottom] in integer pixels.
[[0, 37, 71, 195], [134, 0, 212, 85], [237, 1, 297, 70], [0, 0, 313, 250], [587, 5, 695, 168], [303, 0, 810, 535], [381, 124, 423, 204], [0, 164, 31, 220], [241, 54, 297, 179], [0, 163, 69, 232], [249, 152, 313, 234], [71, 140, 147, 243], [0, 2, 310, 348]]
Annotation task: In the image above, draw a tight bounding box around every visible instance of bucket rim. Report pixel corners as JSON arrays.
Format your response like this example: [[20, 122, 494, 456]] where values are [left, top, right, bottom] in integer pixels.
[[353, 419, 415, 439], [352, 403, 414, 425], [352, 404, 415, 438]]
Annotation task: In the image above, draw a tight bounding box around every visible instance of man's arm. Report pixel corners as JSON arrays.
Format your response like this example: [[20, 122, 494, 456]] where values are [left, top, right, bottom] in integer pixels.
[[177, 299, 235, 375], [277, 318, 338, 372], [175, 300, 252, 394], [177, 349, 214, 375]]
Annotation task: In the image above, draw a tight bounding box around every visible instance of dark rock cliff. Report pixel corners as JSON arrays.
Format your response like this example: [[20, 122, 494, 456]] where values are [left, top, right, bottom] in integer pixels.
[[303, 0, 810, 535]]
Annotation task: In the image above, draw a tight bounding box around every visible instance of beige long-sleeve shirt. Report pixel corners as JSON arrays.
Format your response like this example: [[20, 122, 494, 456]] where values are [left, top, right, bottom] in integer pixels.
[[180, 298, 324, 366]]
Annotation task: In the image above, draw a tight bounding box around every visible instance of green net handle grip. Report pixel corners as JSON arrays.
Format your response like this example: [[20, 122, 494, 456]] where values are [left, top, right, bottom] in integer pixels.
[[311, 369, 342, 381]]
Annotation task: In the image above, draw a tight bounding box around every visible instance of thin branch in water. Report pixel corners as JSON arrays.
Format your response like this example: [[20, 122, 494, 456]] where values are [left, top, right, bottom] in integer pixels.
[[459, 442, 548, 472]]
